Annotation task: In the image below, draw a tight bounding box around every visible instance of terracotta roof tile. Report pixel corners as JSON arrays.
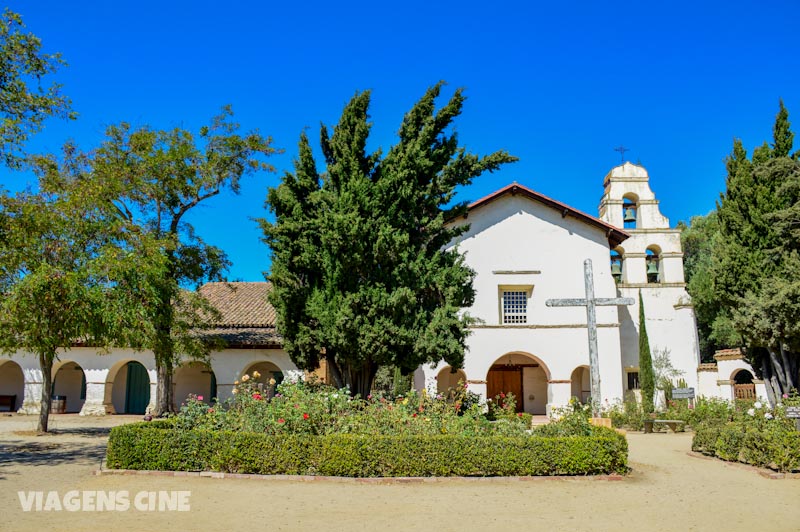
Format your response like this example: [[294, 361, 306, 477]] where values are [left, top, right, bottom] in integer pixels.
[[196, 282, 282, 348], [199, 282, 276, 327]]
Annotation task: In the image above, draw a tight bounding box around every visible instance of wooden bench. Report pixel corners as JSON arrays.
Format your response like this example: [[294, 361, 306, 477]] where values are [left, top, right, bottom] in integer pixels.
[[643, 419, 685, 433], [0, 394, 17, 412]]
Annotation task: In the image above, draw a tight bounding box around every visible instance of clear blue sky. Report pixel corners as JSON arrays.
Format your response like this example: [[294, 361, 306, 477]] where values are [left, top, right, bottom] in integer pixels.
[[7, 0, 800, 282]]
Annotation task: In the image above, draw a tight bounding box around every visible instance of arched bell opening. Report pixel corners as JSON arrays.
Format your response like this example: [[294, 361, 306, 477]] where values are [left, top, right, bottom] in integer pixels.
[[645, 246, 662, 284], [622, 193, 638, 229]]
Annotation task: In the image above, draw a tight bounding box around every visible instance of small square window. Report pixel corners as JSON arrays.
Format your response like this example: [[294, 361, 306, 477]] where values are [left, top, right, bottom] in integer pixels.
[[501, 290, 528, 324]]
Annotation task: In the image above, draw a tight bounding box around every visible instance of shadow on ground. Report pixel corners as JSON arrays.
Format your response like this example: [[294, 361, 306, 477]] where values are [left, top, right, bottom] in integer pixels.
[[0, 439, 107, 481]]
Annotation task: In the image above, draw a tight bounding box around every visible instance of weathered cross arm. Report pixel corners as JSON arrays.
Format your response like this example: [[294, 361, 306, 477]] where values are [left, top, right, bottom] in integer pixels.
[[546, 298, 635, 307], [544, 259, 635, 417]]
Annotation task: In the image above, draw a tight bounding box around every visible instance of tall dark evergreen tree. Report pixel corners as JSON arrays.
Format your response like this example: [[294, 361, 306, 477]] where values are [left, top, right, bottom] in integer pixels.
[[262, 83, 517, 398], [712, 100, 800, 405], [638, 291, 655, 413]]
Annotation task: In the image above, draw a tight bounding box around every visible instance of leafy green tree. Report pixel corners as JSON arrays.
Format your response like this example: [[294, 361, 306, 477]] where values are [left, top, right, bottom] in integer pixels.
[[713, 101, 800, 405], [0, 9, 73, 167], [85, 106, 277, 415], [638, 291, 655, 413], [679, 212, 740, 360], [262, 84, 517, 398], [0, 153, 156, 432]]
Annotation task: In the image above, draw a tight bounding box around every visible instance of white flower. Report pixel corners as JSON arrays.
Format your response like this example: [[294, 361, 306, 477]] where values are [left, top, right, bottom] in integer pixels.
[[753, 401, 762, 409], [777, 403, 783, 408], [764, 413, 774, 420], [747, 408, 755, 416]]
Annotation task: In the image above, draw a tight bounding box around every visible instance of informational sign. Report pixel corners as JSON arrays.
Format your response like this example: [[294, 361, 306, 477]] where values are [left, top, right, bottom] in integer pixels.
[[672, 388, 695, 400], [785, 406, 800, 418]]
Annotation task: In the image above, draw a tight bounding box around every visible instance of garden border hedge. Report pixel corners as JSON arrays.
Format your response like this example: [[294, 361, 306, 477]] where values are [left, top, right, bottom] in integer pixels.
[[692, 422, 800, 473], [106, 421, 628, 477]]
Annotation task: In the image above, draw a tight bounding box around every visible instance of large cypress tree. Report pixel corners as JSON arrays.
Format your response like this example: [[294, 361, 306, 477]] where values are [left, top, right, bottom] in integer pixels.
[[262, 83, 517, 398], [712, 100, 800, 405], [638, 291, 655, 413]]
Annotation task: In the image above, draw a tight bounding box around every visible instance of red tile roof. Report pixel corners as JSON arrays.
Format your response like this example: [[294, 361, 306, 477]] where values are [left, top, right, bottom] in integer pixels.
[[465, 183, 630, 248], [198, 282, 280, 348]]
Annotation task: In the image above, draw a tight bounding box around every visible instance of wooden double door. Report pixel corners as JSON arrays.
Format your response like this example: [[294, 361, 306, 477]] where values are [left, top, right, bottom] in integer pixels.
[[487, 365, 524, 413]]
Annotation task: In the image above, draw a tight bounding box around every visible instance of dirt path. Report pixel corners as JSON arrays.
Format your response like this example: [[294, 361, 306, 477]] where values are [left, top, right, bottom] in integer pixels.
[[1, 415, 798, 531]]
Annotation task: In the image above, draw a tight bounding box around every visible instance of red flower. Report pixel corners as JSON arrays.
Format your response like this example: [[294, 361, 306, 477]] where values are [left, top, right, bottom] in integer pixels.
[[412, 413, 417, 418], [303, 413, 309, 420], [252, 393, 262, 400], [517, 412, 523, 417], [207, 408, 214, 414], [500, 393, 506, 399], [277, 418, 285, 424]]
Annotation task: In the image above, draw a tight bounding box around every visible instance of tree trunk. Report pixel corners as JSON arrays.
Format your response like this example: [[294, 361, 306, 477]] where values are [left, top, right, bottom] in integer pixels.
[[346, 361, 378, 399], [38, 353, 53, 433], [327, 355, 345, 389], [155, 362, 174, 416], [761, 356, 778, 407]]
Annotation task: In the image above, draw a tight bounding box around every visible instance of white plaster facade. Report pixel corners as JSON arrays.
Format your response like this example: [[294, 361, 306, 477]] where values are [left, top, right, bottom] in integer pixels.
[[0, 346, 300, 416], [0, 163, 767, 418]]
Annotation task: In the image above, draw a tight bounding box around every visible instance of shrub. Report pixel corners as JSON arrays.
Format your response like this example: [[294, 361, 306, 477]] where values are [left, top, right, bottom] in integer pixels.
[[106, 422, 628, 477]]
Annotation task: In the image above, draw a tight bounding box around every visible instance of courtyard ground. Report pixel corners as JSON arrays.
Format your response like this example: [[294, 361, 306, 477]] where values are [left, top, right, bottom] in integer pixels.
[[0, 413, 798, 531]]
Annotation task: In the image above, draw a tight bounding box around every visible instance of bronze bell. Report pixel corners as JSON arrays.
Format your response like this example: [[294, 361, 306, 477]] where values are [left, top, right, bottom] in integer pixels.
[[623, 207, 637, 222], [646, 259, 659, 275], [611, 262, 622, 275]]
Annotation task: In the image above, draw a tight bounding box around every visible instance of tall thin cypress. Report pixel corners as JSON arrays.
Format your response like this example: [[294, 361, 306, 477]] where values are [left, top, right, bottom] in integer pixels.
[[638, 291, 655, 413]]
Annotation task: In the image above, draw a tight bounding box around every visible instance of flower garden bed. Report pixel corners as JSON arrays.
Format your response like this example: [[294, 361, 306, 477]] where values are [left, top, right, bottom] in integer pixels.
[[105, 422, 628, 477], [104, 375, 628, 477]]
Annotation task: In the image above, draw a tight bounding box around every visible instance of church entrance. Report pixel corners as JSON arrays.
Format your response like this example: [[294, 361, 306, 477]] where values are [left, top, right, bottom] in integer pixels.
[[486, 353, 548, 415]]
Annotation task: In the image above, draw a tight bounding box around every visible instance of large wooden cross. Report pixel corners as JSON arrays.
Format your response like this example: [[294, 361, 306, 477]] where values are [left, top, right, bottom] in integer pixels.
[[546, 259, 634, 416]]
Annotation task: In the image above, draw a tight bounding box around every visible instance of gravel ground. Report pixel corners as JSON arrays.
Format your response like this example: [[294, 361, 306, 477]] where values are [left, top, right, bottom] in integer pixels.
[[1, 414, 798, 531]]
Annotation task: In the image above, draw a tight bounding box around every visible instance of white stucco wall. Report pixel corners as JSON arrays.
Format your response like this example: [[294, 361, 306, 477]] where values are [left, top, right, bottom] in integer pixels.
[[438, 193, 627, 411]]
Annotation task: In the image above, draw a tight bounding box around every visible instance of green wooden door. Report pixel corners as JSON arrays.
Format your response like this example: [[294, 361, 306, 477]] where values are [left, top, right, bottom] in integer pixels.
[[124, 362, 150, 414]]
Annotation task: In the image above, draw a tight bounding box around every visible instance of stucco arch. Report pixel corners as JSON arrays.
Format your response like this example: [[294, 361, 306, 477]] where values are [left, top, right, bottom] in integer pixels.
[[436, 366, 467, 395], [732, 368, 754, 384], [241, 361, 284, 386], [52, 360, 86, 413], [485, 352, 550, 415], [173, 361, 216, 407], [570, 365, 590, 404], [104, 359, 154, 414], [0, 359, 24, 411]]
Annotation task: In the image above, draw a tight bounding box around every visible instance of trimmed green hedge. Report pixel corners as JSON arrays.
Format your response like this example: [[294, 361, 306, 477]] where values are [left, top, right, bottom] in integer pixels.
[[692, 422, 800, 473], [106, 422, 628, 477]]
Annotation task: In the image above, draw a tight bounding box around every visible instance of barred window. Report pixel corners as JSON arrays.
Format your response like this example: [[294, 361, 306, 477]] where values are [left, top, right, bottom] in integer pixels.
[[627, 371, 640, 390], [502, 290, 528, 324]]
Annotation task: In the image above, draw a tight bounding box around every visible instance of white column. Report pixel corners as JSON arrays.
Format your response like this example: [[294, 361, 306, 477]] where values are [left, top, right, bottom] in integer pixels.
[[18, 367, 43, 415], [147, 369, 157, 415], [80, 368, 110, 416], [548, 380, 572, 416]]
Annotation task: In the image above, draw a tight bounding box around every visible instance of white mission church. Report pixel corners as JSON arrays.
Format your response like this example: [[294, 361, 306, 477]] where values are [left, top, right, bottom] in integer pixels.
[[0, 163, 767, 417]]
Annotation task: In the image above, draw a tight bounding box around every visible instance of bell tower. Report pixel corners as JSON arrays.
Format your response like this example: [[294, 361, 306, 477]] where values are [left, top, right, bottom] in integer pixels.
[[598, 162, 700, 394], [598, 162, 682, 285]]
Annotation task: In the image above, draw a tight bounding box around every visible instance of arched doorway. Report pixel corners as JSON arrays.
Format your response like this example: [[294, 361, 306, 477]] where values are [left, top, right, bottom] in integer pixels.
[[242, 361, 284, 386], [173, 362, 216, 407], [52, 361, 86, 413], [436, 367, 467, 396], [486, 353, 549, 414], [111, 361, 151, 414], [0, 360, 24, 412], [570, 366, 590, 404], [732, 369, 755, 400]]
